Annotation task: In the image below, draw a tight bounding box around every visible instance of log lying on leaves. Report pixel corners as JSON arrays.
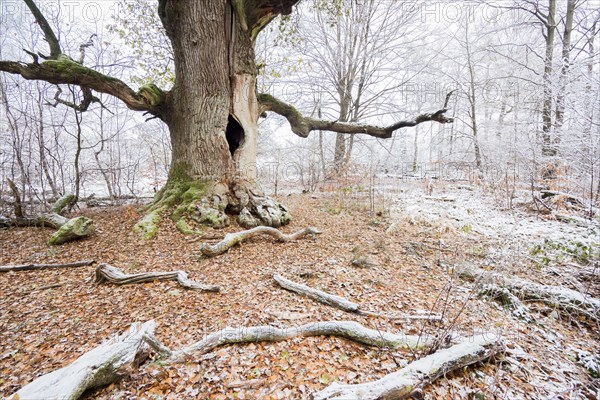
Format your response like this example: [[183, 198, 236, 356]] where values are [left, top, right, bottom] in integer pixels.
[[170, 320, 428, 361], [312, 334, 504, 400], [0, 259, 94, 272], [94, 263, 220, 292], [9, 320, 155, 400], [273, 274, 440, 321], [200, 226, 322, 257], [0, 194, 93, 245], [458, 264, 600, 322], [274, 274, 360, 312]]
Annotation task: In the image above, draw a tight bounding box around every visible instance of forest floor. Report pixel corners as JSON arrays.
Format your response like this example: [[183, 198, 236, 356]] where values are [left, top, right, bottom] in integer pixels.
[[0, 180, 598, 399]]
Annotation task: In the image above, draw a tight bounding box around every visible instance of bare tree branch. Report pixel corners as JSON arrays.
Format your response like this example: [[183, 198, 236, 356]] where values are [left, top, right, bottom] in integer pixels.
[[0, 57, 169, 118], [258, 93, 454, 139], [23, 0, 61, 59]]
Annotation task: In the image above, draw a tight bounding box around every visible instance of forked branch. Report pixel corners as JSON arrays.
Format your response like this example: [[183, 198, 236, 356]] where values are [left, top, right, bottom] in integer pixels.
[[1, 1, 169, 119]]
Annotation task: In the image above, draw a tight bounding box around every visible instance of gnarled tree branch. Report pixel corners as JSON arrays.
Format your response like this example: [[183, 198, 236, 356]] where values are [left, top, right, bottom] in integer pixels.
[[171, 320, 428, 362], [1, 2, 169, 120], [200, 226, 322, 257], [0, 259, 94, 273], [0, 57, 169, 119], [94, 263, 220, 292], [258, 93, 454, 139]]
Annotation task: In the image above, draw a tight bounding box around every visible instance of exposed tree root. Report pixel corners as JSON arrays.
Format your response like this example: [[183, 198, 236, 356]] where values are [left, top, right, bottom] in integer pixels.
[[8, 321, 155, 400], [200, 226, 322, 257], [169, 321, 429, 362], [312, 334, 504, 400], [458, 264, 600, 323], [0, 259, 94, 273], [0, 194, 93, 245], [94, 263, 220, 292], [273, 274, 359, 312]]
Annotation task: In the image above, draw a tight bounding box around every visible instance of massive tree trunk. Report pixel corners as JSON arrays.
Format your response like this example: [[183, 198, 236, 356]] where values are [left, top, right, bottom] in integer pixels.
[[150, 1, 291, 232]]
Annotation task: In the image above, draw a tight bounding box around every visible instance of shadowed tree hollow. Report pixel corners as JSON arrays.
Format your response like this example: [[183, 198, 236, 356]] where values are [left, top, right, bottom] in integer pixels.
[[0, 0, 453, 234]]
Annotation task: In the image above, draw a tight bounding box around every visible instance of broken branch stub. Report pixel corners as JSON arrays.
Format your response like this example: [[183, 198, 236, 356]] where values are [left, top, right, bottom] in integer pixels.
[[9, 320, 155, 400], [200, 226, 322, 257], [312, 334, 504, 400], [94, 263, 220, 292]]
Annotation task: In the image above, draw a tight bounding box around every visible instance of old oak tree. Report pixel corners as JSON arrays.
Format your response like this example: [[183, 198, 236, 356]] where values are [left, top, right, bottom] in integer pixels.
[[0, 0, 453, 234]]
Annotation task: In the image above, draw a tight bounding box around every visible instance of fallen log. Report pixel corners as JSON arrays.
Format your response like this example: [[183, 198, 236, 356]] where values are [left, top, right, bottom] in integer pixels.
[[0, 259, 94, 272], [0, 194, 93, 245], [312, 334, 504, 400], [458, 264, 600, 322], [273, 274, 360, 312], [94, 263, 220, 292], [200, 226, 322, 257], [170, 320, 429, 361], [8, 320, 155, 400], [273, 274, 440, 321]]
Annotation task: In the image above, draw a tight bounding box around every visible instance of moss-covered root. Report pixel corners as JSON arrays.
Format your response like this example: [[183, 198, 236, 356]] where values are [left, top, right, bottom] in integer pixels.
[[48, 216, 94, 245], [133, 207, 165, 240]]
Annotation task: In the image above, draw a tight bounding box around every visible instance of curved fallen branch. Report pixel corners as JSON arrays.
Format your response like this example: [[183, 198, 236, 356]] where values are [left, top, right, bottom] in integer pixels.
[[9, 320, 155, 400], [458, 264, 600, 323], [0, 259, 94, 272], [171, 320, 428, 362], [274, 274, 360, 312], [94, 263, 220, 292], [200, 226, 322, 257], [312, 334, 504, 400]]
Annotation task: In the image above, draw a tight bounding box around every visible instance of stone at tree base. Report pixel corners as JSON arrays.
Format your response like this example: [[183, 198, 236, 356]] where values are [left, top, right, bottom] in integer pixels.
[[190, 196, 230, 228], [48, 216, 94, 245], [237, 207, 259, 228]]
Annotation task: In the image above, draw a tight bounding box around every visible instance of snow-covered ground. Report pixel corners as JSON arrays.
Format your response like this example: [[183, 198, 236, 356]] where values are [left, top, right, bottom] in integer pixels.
[[387, 180, 598, 262]]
